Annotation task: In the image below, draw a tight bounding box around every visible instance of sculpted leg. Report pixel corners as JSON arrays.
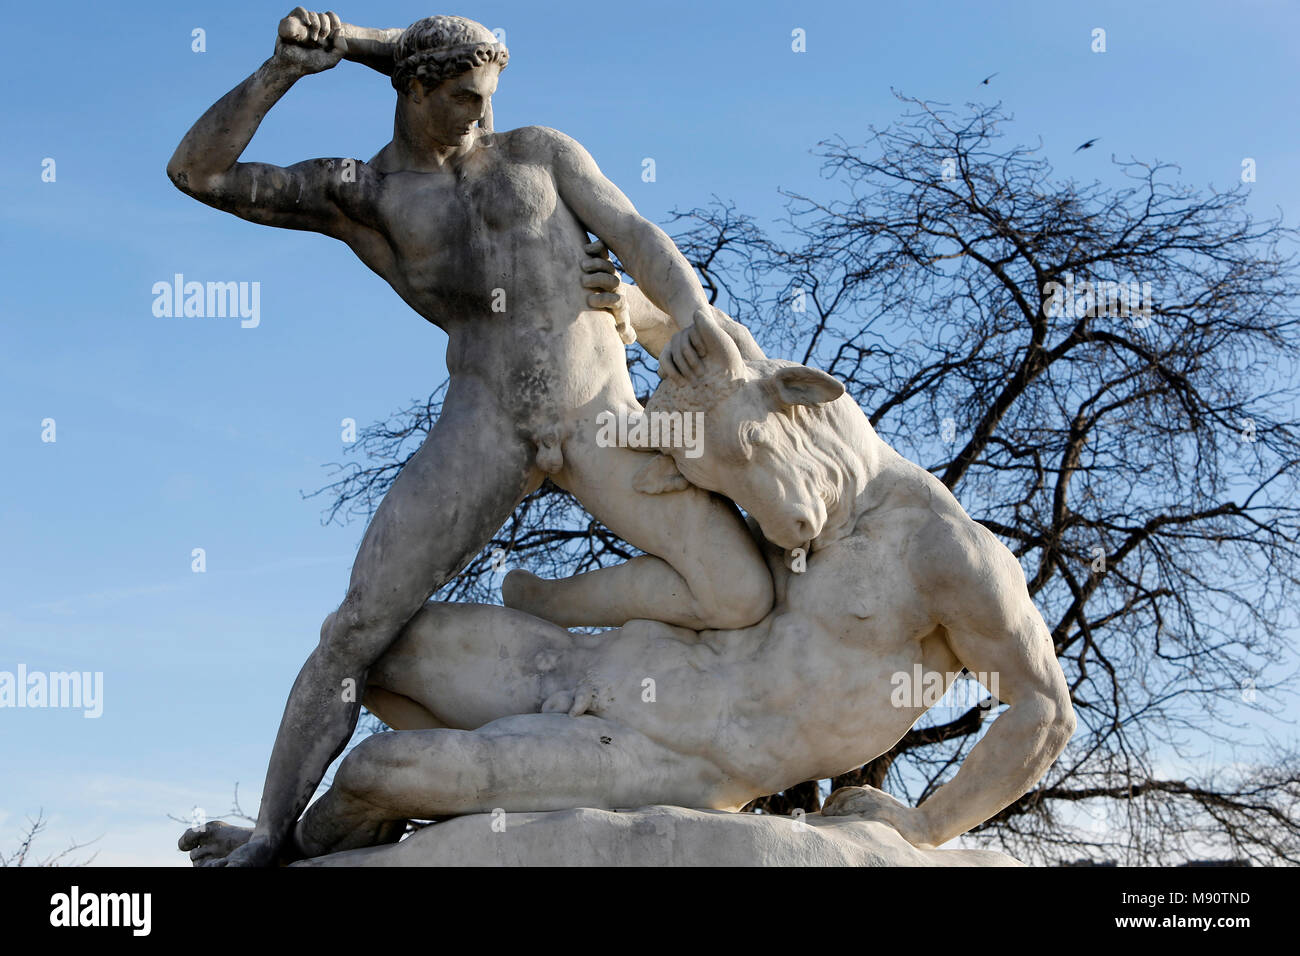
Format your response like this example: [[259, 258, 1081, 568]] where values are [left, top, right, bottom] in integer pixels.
[[202, 377, 541, 867], [363, 601, 599, 731], [506, 436, 773, 630], [292, 713, 731, 858]]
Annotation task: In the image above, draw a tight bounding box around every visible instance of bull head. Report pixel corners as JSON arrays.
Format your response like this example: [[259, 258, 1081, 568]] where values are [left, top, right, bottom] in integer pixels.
[[636, 310, 847, 549]]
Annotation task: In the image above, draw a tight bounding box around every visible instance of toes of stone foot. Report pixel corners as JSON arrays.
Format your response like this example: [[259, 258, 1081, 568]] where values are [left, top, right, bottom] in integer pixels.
[[178, 826, 206, 851], [541, 690, 574, 713]]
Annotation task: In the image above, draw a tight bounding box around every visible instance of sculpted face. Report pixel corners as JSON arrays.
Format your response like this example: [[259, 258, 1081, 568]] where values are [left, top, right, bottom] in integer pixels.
[[640, 313, 847, 550], [412, 64, 500, 146]]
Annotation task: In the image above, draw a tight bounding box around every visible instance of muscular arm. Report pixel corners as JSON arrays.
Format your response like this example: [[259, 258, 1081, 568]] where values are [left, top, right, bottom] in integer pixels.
[[622, 284, 766, 362], [541, 128, 713, 336], [823, 538, 1076, 847], [167, 58, 344, 233], [166, 10, 390, 242]]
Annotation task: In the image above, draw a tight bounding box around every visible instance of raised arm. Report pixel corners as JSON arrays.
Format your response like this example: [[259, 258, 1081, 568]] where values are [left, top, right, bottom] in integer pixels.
[[166, 9, 388, 239]]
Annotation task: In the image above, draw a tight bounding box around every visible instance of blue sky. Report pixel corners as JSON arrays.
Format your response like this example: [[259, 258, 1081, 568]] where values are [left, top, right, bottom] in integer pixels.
[[2, 0, 1297, 865]]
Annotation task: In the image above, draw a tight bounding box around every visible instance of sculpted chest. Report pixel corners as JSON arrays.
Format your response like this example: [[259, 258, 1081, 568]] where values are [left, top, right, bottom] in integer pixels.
[[464, 151, 558, 236], [376, 153, 558, 249], [364, 154, 562, 309], [782, 537, 923, 645]]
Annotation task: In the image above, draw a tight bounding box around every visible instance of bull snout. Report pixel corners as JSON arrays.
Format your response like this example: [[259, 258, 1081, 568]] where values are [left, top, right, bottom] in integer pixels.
[[768, 500, 826, 549]]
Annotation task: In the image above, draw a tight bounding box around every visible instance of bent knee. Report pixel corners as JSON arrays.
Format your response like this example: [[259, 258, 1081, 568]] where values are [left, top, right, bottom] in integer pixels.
[[335, 732, 427, 799], [697, 561, 774, 630], [319, 594, 409, 665], [334, 735, 390, 799]]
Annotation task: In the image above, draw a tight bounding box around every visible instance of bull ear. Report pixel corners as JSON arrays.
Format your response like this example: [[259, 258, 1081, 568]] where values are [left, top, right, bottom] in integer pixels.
[[632, 453, 690, 494], [770, 366, 845, 408]]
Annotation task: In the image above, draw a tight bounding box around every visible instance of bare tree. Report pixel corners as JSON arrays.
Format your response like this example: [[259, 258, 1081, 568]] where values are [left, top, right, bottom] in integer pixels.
[[1, 810, 98, 867], [308, 94, 1300, 864]]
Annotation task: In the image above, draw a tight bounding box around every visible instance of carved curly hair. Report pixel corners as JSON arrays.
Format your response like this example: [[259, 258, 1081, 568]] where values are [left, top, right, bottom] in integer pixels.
[[391, 16, 509, 98]]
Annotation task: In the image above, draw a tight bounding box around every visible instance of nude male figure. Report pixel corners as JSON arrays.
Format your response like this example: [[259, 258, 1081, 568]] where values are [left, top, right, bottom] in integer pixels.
[[182, 310, 1075, 865], [167, 9, 772, 866]]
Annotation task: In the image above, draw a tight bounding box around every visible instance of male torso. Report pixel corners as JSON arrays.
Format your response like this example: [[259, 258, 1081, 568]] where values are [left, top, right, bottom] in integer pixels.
[[566, 459, 968, 793], [169, 12, 782, 865], [330, 126, 636, 423]]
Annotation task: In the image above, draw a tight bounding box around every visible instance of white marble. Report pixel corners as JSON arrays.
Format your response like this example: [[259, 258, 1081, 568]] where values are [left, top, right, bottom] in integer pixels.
[[174, 11, 1073, 868], [293, 806, 1024, 868]]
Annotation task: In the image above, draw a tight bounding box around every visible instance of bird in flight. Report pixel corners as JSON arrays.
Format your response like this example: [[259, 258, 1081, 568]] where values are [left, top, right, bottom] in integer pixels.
[[1074, 138, 1100, 153], [981, 72, 999, 85]]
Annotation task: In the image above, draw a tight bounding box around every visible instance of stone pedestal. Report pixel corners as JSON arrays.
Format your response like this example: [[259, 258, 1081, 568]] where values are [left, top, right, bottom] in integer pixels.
[[294, 805, 1023, 867]]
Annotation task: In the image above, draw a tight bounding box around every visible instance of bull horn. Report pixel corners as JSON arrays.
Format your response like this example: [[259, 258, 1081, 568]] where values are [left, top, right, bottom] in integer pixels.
[[691, 307, 745, 377]]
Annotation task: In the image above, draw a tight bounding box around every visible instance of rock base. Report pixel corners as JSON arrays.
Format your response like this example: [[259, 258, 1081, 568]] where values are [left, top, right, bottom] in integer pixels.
[[294, 805, 1022, 867]]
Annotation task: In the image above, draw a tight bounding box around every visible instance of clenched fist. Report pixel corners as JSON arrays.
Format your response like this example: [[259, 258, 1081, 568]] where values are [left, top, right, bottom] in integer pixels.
[[274, 7, 348, 75]]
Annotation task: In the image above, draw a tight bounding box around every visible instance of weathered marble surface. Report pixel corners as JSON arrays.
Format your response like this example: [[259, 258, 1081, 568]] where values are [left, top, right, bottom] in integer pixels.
[[293, 806, 1023, 867], [173, 10, 1075, 868], [251, 306, 1075, 862], [169, 10, 776, 867]]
